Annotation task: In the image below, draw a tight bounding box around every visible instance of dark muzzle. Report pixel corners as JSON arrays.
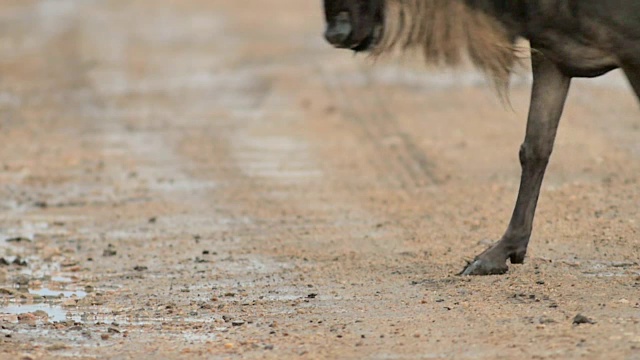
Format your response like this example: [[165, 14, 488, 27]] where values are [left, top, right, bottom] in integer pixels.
[[324, 12, 352, 47]]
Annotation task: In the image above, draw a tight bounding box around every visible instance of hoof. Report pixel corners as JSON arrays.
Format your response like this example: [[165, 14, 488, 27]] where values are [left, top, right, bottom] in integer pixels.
[[460, 258, 508, 276], [509, 252, 526, 264]]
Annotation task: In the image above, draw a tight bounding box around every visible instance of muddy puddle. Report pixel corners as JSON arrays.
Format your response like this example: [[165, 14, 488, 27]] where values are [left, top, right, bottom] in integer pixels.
[[1, 304, 80, 323], [28, 288, 87, 299], [0, 282, 87, 321]]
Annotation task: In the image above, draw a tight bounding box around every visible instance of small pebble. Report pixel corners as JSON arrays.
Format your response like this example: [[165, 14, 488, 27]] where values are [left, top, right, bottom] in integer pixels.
[[46, 343, 68, 351], [103, 244, 117, 257], [573, 314, 595, 325]]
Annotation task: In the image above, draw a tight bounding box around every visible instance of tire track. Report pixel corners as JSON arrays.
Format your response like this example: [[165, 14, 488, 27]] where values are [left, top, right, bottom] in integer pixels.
[[319, 62, 442, 190]]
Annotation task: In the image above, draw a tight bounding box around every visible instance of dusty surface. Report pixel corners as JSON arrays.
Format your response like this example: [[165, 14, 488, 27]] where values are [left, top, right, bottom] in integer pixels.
[[1, 1, 639, 359]]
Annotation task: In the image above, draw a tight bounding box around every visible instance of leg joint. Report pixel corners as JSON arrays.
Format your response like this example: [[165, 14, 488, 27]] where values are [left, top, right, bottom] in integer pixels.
[[519, 141, 552, 166]]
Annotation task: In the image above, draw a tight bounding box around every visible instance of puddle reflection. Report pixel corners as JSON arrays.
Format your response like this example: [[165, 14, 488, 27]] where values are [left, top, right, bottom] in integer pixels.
[[0, 304, 80, 323], [29, 288, 87, 299]]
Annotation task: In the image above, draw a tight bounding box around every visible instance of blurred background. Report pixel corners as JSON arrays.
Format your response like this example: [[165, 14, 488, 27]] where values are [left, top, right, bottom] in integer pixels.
[[1, 0, 639, 358]]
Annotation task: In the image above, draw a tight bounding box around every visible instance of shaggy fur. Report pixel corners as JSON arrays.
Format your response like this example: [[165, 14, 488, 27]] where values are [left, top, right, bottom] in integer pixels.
[[373, 0, 519, 94]]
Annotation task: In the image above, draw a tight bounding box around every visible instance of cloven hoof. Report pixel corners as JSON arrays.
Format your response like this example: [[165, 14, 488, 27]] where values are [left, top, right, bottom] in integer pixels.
[[460, 258, 509, 276]]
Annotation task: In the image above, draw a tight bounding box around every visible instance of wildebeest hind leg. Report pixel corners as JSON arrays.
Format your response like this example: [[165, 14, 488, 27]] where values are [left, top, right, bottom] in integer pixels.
[[462, 51, 571, 275]]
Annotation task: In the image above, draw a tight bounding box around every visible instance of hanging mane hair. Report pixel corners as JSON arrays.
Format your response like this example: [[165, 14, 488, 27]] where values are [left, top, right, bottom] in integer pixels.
[[373, 0, 521, 96]]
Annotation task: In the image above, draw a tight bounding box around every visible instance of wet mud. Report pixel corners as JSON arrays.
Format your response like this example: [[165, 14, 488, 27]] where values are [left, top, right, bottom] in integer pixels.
[[1, 1, 639, 359]]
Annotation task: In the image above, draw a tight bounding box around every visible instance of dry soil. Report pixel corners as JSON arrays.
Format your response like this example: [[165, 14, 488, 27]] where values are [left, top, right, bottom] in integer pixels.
[[0, 1, 639, 359]]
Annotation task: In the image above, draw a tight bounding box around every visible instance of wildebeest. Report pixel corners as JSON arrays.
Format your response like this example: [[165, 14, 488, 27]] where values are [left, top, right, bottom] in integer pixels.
[[323, 0, 640, 275]]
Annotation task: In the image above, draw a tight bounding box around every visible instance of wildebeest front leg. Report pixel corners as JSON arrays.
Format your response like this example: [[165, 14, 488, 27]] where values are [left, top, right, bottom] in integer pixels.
[[462, 51, 571, 275], [622, 63, 640, 101]]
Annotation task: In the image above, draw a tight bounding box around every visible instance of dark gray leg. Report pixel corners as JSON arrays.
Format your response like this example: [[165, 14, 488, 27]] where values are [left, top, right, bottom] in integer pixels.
[[622, 63, 640, 100], [462, 51, 571, 275]]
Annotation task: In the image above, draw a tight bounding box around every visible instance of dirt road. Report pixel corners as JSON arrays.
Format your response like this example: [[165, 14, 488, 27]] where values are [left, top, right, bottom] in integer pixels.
[[1, 1, 639, 359]]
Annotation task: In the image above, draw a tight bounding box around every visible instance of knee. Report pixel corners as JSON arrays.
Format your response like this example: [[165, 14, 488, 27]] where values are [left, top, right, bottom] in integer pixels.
[[519, 142, 552, 167]]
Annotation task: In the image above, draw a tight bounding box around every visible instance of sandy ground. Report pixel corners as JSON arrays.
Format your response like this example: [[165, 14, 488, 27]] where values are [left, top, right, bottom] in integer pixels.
[[0, 1, 639, 359]]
